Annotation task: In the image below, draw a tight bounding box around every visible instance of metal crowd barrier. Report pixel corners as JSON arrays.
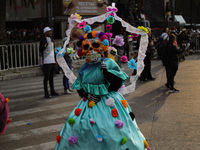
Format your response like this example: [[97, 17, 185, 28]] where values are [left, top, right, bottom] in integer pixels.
[[0, 43, 40, 71], [0, 40, 83, 72], [195, 36, 200, 50]]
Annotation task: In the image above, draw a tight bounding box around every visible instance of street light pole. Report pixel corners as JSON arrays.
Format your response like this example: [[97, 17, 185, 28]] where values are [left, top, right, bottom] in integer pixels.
[[171, 0, 175, 21], [46, 0, 53, 28]]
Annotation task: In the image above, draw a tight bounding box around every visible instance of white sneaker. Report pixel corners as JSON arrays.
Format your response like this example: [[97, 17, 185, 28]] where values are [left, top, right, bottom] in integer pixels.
[[69, 88, 74, 92], [169, 88, 179, 93], [65, 89, 72, 94]]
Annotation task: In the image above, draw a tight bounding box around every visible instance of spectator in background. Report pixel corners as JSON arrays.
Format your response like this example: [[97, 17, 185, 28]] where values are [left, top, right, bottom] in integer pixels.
[[177, 28, 190, 61], [139, 10, 150, 27], [157, 28, 169, 65], [39, 27, 59, 98], [165, 34, 183, 93], [123, 31, 130, 60], [62, 37, 74, 94]]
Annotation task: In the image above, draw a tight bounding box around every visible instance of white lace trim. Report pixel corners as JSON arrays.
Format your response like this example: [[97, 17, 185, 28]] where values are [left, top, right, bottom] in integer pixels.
[[57, 11, 148, 95]]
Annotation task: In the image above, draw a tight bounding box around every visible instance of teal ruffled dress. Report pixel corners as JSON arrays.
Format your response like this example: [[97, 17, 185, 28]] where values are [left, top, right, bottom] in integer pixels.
[[55, 58, 148, 150]]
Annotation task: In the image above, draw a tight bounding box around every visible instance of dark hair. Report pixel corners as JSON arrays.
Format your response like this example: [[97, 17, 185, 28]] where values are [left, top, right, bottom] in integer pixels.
[[168, 34, 176, 44]]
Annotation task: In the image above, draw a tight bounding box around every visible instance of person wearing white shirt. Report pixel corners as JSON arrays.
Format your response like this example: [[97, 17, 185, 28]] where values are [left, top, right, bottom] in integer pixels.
[[39, 27, 59, 98]]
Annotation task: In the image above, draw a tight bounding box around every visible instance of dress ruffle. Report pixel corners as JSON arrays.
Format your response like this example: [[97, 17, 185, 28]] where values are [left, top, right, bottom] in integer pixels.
[[72, 79, 110, 95]]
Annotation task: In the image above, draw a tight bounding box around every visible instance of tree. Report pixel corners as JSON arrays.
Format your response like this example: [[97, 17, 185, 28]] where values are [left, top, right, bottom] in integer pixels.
[[0, 0, 6, 44]]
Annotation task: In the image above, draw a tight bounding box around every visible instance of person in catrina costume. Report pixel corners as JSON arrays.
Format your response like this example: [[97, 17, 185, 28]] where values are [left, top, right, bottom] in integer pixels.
[[55, 31, 150, 150]]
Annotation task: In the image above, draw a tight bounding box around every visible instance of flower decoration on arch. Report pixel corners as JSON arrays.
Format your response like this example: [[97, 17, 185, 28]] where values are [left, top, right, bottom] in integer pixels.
[[68, 13, 82, 25], [128, 58, 137, 70], [106, 24, 112, 31], [84, 25, 92, 33], [138, 26, 149, 34], [105, 32, 113, 41], [56, 47, 66, 57], [105, 5, 118, 12], [77, 21, 86, 29], [112, 35, 124, 47], [121, 56, 128, 63], [128, 33, 139, 39], [107, 16, 115, 24]]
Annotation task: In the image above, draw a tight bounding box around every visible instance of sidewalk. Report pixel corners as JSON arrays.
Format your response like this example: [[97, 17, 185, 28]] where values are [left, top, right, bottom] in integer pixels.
[[0, 60, 84, 81]]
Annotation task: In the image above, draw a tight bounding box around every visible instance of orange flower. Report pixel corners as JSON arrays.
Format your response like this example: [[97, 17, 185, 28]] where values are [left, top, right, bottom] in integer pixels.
[[56, 135, 61, 144], [75, 108, 82, 116], [121, 100, 127, 108], [111, 108, 118, 117], [5, 98, 9, 103], [88, 101, 96, 108], [144, 140, 149, 149], [92, 31, 97, 38]]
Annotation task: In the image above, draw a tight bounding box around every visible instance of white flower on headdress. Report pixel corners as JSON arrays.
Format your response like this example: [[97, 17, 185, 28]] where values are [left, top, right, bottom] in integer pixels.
[[68, 13, 82, 25], [108, 46, 117, 55]]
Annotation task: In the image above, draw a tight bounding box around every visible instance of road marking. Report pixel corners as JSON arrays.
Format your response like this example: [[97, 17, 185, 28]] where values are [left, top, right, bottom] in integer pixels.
[[13, 141, 56, 150], [3, 124, 63, 141], [9, 113, 69, 128], [10, 100, 79, 117]]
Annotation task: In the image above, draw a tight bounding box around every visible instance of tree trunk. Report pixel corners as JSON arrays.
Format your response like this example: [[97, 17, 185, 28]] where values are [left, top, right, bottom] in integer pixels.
[[0, 0, 6, 44]]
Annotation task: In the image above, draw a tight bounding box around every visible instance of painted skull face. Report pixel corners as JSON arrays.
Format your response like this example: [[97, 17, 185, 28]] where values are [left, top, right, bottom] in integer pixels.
[[78, 31, 109, 64]]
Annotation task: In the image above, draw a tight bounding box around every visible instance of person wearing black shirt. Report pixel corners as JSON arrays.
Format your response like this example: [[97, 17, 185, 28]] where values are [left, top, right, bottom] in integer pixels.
[[165, 34, 183, 93]]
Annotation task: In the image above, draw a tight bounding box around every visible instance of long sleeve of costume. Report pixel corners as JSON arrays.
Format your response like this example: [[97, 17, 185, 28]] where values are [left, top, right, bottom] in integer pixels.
[[102, 68, 123, 92]]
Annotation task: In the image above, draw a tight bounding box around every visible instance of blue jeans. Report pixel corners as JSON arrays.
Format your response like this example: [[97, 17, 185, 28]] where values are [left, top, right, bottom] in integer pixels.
[[63, 66, 72, 90]]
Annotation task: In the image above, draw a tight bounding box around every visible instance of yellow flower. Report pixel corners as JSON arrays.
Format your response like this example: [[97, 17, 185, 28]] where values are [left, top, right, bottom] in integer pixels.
[[138, 26, 149, 34], [84, 34, 88, 39], [144, 140, 149, 149], [75, 13, 82, 20], [88, 101, 96, 108]]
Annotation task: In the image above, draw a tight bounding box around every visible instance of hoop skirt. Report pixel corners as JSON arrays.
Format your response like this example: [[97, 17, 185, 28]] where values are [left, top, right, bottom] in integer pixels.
[[55, 58, 148, 150]]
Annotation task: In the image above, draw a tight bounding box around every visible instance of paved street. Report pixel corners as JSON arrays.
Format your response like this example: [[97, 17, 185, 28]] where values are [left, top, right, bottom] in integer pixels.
[[0, 54, 200, 150]]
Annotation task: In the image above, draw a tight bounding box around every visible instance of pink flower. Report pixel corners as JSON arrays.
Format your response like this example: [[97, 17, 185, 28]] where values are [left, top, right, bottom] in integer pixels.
[[128, 33, 139, 39], [100, 35, 108, 41], [77, 21, 86, 29], [106, 24, 112, 31], [121, 56, 128, 62], [90, 118, 95, 124], [109, 13, 114, 16], [112, 35, 124, 47], [105, 6, 118, 12], [105, 32, 113, 41]]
